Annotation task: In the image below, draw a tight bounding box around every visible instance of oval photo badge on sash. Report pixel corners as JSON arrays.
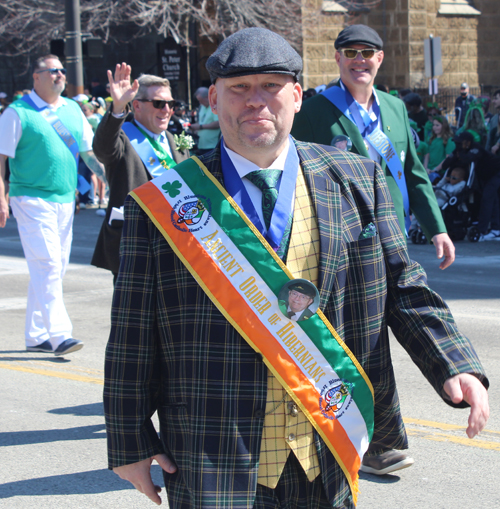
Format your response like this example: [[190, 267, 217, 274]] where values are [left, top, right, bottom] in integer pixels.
[[331, 134, 352, 152], [278, 279, 320, 322]]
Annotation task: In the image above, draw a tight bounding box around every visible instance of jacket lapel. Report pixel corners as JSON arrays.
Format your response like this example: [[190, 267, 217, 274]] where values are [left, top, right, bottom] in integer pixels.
[[165, 130, 187, 164], [197, 143, 225, 187], [297, 146, 342, 309], [325, 87, 370, 159]]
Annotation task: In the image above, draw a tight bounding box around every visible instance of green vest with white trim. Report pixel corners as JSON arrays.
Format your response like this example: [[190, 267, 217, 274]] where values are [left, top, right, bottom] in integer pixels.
[[9, 98, 84, 203]]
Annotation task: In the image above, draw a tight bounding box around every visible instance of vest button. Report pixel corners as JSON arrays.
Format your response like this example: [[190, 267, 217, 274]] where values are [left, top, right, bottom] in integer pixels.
[[288, 402, 299, 417], [254, 409, 265, 418], [287, 433, 296, 442]]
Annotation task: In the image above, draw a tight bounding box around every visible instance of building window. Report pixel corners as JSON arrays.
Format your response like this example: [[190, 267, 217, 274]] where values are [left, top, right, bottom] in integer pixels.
[[438, 0, 481, 16]]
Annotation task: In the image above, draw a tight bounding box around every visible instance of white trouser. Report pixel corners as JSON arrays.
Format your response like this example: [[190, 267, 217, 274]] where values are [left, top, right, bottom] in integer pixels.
[[10, 196, 74, 349]]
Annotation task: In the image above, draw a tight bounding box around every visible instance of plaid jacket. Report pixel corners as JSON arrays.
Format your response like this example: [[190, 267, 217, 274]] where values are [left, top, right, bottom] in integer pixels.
[[104, 141, 487, 508]]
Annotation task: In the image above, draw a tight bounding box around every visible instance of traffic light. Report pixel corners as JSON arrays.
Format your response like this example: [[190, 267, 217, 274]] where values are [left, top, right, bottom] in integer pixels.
[[83, 38, 103, 58], [49, 37, 103, 58], [50, 39, 65, 58]]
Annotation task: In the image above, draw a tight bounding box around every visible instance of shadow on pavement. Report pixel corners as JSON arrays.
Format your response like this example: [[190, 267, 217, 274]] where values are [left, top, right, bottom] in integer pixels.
[[49, 402, 104, 417], [0, 468, 131, 497], [0, 465, 166, 498], [0, 351, 71, 363], [359, 471, 401, 483], [0, 424, 105, 447]]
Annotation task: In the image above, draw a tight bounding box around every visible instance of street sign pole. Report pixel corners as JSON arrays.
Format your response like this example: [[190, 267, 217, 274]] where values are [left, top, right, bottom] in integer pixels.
[[424, 35, 442, 103], [65, 0, 84, 98]]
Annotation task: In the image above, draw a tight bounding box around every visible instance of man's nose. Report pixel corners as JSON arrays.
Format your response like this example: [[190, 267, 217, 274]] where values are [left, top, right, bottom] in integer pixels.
[[246, 87, 266, 108]]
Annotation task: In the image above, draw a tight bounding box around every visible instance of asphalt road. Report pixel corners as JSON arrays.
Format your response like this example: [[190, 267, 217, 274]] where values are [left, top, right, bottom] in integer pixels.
[[0, 208, 499, 508]]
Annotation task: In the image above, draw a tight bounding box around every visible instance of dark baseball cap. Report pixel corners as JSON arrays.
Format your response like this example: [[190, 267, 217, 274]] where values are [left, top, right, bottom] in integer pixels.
[[206, 28, 302, 84], [335, 24, 383, 50], [453, 131, 474, 144]]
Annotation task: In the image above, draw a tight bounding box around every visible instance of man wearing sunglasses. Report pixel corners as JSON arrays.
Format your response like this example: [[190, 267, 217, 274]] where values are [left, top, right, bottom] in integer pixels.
[[0, 54, 106, 356], [293, 24, 456, 476], [91, 64, 189, 283]]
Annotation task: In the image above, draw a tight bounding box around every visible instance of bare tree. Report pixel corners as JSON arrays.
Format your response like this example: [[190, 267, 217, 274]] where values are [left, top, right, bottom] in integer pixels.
[[0, 0, 308, 60]]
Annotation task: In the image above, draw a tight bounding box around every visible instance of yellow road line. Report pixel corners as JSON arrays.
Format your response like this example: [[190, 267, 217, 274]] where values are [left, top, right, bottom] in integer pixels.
[[1, 362, 498, 451], [404, 417, 500, 437], [406, 429, 500, 451], [404, 417, 465, 432], [0, 362, 103, 385]]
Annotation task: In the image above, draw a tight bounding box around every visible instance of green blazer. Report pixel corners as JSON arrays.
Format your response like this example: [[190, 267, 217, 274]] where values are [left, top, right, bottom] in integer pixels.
[[292, 89, 447, 240]]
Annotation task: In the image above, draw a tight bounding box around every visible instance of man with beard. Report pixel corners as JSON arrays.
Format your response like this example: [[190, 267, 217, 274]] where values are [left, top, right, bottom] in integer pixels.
[[0, 54, 105, 356]]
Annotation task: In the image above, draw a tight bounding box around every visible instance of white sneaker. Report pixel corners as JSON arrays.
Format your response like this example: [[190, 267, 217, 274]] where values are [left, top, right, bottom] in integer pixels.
[[479, 230, 500, 241]]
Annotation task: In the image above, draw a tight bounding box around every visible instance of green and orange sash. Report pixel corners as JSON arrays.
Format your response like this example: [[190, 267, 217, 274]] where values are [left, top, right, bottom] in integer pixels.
[[131, 156, 374, 502]]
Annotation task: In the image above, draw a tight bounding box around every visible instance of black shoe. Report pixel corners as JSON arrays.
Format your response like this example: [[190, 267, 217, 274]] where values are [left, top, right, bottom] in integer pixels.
[[54, 339, 84, 356], [26, 340, 53, 353], [360, 450, 414, 475]]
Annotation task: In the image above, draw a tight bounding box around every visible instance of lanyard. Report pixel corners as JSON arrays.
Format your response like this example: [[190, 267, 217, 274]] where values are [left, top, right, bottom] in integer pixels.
[[322, 84, 411, 233]]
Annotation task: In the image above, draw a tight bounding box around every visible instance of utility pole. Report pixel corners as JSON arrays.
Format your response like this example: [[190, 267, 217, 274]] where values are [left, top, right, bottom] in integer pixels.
[[65, 0, 84, 98]]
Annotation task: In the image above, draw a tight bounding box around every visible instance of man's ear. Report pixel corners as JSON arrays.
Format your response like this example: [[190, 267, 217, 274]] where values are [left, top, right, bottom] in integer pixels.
[[208, 84, 217, 113], [293, 82, 303, 113]]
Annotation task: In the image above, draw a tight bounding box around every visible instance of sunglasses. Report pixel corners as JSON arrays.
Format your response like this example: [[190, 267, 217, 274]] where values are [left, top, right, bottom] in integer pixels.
[[339, 48, 379, 60], [35, 68, 67, 75], [137, 99, 176, 109]]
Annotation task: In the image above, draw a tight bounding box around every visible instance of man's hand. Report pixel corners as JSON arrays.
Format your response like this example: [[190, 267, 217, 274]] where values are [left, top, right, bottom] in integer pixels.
[[113, 453, 176, 506], [432, 232, 455, 270], [107, 62, 139, 114], [491, 143, 499, 155], [443, 373, 489, 438], [80, 150, 107, 185], [0, 154, 9, 227], [0, 196, 9, 228]]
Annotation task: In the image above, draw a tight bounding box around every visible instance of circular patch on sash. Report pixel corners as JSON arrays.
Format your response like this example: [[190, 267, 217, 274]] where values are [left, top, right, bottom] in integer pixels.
[[319, 379, 354, 420], [331, 134, 352, 152], [278, 279, 319, 322], [171, 194, 212, 233]]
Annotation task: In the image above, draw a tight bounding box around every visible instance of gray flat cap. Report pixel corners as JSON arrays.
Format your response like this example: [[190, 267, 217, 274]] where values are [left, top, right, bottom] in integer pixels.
[[335, 24, 383, 50], [206, 28, 302, 83]]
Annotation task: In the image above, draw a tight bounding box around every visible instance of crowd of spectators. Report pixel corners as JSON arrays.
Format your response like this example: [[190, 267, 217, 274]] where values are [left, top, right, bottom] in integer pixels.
[[299, 82, 500, 242], [1, 75, 499, 242]]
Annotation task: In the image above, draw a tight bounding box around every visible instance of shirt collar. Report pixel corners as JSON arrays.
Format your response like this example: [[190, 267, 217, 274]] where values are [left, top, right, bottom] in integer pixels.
[[339, 79, 380, 112], [30, 90, 67, 110], [223, 137, 290, 179]]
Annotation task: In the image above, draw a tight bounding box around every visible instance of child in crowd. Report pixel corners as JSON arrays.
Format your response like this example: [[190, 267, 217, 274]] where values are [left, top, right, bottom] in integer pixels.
[[423, 116, 455, 183], [434, 167, 468, 207]]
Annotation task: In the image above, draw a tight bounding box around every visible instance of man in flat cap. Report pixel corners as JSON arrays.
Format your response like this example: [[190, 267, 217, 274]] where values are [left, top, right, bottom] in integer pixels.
[[279, 282, 317, 321], [104, 27, 488, 508], [292, 24, 455, 268], [292, 25, 460, 473]]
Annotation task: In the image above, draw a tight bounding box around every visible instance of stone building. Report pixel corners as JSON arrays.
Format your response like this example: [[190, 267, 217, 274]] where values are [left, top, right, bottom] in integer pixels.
[[301, 0, 500, 91]]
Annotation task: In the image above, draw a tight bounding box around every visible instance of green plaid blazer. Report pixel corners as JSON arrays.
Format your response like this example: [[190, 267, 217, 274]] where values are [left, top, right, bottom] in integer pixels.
[[104, 140, 487, 509]]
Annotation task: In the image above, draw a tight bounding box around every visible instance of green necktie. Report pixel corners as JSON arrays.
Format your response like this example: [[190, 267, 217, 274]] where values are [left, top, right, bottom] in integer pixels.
[[245, 169, 282, 230]]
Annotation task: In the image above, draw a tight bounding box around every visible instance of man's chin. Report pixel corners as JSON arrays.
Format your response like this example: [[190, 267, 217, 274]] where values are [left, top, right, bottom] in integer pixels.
[[239, 130, 280, 149], [156, 122, 170, 132]]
